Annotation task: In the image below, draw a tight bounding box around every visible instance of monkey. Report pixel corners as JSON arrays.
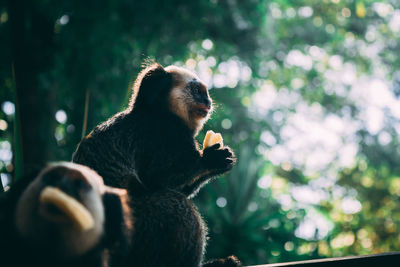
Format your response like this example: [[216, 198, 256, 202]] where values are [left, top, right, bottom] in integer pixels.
[[0, 162, 133, 267], [72, 63, 241, 267], [72, 63, 235, 197]]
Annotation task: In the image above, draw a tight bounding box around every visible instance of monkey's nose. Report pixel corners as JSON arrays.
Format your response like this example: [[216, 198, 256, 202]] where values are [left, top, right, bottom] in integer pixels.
[[203, 98, 212, 109]]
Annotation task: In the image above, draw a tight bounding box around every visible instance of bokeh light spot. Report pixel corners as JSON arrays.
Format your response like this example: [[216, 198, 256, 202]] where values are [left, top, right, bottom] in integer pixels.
[[55, 110, 67, 124], [2, 101, 15, 116]]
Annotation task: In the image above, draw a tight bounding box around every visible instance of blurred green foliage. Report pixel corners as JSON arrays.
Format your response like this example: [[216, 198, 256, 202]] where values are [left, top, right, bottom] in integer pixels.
[[1, 0, 400, 265]]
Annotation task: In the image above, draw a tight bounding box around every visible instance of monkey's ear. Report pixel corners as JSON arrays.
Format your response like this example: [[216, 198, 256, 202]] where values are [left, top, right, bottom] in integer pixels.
[[132, 63, 172, 109]]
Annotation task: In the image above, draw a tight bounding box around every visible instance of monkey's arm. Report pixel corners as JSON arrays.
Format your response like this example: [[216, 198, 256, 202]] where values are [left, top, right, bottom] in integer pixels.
[[103, 190, 133, 267], [180, 144, 235, 197], [138, 132, 234, 194]]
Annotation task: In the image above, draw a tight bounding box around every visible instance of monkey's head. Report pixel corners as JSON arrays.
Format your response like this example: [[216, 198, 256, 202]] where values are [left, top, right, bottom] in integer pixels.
[[14, 162, 131, 259], [131, 63, 213, 135]]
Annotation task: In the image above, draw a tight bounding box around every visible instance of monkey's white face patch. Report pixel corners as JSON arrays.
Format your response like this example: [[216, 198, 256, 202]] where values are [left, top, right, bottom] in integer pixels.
[[166, 65, 211, 135], [169, 86, 190, 125]]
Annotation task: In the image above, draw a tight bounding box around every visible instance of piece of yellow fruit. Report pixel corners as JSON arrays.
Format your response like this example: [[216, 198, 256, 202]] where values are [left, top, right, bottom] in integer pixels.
[[203, 130, 223, 149], [40, 186, 95, 231], [211, 133, 223, 147], [203, 130, 214, 148]]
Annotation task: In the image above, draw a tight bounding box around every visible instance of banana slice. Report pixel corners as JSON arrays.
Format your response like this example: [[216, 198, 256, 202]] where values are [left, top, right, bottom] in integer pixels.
[[203, 130, 224, 149], [40, 186, 95, 231]]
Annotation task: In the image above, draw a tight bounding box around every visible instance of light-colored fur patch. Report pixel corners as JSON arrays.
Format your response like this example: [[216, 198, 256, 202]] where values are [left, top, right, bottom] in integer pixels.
[[165, 66, 201, 84], [165, 66, 212, 136], [169, 86, 191, 126]]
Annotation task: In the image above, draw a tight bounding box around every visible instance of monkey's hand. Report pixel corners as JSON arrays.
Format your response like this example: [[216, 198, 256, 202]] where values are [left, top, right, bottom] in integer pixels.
[[202, 144, 236, 173], [181, 144, 236, 197]]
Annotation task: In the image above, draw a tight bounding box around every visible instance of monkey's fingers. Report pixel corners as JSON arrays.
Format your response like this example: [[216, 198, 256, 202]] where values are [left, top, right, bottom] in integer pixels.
[[40, 186, 95, 231]]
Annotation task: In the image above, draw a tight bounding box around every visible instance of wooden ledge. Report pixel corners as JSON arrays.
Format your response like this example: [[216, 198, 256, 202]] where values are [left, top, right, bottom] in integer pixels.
[[247, 252, 400, 267]]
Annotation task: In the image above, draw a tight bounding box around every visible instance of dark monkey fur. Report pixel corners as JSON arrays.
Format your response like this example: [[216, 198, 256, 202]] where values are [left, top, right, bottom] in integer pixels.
[[0, 162, 132, 267], [73, 63, 241, 267]]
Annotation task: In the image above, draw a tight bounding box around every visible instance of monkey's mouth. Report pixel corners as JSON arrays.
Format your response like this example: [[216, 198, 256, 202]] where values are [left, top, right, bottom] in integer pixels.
[[39, 186, 95, 231], [41, 202, 71, 223], [193, 105, 211, 118]]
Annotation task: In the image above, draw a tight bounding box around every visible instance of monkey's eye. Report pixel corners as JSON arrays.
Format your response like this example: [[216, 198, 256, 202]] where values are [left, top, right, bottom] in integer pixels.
[[193, 87, 200, 94], [73, 178, 91, 192], [188, 80, 203, 95], [191, 86, 202, 96], [42, 172, 62, 185]]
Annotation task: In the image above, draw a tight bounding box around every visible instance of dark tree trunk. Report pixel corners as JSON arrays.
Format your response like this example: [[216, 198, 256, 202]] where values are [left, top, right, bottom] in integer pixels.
[[7, 0, 56, 174]]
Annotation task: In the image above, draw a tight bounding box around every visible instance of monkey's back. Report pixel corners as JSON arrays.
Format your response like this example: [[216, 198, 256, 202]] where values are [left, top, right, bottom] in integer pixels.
[[129, 189, 206, 267], [72, 111, 141, 188]]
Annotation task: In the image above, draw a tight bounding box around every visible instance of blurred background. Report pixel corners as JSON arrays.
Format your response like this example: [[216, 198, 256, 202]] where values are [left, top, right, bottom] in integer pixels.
[[1, 0, 400, 265]]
